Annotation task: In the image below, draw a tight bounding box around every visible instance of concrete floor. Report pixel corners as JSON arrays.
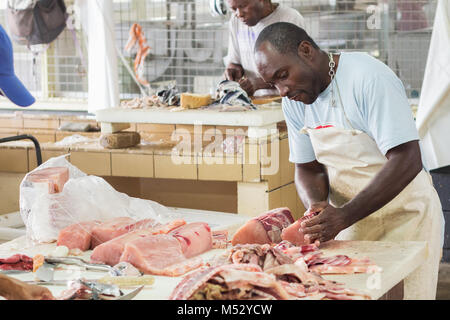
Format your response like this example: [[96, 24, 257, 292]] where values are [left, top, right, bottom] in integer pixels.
[[437, 263, 450, 300]]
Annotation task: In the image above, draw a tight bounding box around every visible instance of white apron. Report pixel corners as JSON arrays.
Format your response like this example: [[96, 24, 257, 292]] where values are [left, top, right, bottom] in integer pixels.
[[300, 82, 443, 300]]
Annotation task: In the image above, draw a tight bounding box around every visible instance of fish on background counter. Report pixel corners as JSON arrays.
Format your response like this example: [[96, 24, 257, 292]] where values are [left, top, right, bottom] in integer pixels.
[[206, 80, 257, 112], [119, 85, 180, 109], [118, 80, 270, 112]]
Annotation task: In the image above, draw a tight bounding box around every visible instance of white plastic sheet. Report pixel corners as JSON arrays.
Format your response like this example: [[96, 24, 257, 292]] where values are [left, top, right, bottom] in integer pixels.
[[19, 155, 177, 244], [416, 0, 450, 170]]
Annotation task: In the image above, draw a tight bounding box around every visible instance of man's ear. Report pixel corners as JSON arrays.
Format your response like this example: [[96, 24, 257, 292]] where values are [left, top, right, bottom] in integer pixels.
[[297, 41, 314, 62]]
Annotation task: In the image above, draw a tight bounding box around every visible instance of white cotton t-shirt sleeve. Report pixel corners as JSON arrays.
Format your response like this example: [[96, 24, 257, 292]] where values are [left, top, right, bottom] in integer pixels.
[[361, 70, 420, 155], [278, 6, 306, 30], [282, 97, 316, 164], [224, 18, 241, 66]]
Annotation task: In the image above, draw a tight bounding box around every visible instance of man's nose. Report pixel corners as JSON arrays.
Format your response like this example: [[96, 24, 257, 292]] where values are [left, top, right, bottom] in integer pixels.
[[277, 85, 289, 97]]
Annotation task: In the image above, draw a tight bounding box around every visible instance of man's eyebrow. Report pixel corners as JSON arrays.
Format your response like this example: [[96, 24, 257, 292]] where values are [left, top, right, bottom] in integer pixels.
[[267, 68, 283, 83]]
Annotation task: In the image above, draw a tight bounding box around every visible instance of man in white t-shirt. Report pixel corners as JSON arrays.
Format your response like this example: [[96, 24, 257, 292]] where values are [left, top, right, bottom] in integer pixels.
[[224, 0, 305, 96], [253, 22, 444, 300]]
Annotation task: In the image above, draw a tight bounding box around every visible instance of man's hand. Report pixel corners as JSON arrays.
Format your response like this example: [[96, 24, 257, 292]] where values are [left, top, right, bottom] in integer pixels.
[[1, 276, 55, 300], [239, 76, 275, 96], [224, 63, 244, 82], [238, 76, 256, 96], [299, 202, 349, 244]]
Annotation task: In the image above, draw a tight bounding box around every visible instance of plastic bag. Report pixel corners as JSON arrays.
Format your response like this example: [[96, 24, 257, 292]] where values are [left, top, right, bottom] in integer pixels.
[[20, 154, 179, 244]]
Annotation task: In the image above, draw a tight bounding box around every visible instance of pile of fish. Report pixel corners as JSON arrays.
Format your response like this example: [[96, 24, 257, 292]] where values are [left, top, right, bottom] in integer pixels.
[[120, 85, 180, 109], [119, 80, 257, 112], [206, 80, 256, 112]]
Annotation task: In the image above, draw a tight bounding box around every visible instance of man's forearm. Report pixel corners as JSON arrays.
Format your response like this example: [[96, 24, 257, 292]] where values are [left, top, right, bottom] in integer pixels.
[[0, 274, 14, 298], [341, 141, 423, 227], [295, 161, 330, 209], [253, 77, 275, 91]]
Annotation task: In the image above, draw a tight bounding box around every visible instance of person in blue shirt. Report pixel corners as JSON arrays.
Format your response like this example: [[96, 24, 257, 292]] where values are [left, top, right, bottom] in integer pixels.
[[0, 24, 54, 300], [254, 22, 443, 299]]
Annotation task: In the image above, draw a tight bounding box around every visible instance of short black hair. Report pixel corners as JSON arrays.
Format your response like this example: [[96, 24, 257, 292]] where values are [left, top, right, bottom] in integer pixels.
[[254, 22, 319, 55]]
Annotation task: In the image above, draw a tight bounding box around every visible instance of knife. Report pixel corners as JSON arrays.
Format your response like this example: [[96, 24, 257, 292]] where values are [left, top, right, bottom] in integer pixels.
[[24, 280, 144, 300]]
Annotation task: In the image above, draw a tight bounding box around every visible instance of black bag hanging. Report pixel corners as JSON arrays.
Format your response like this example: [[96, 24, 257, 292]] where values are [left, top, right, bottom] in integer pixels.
[[6, 0, 68, 47]]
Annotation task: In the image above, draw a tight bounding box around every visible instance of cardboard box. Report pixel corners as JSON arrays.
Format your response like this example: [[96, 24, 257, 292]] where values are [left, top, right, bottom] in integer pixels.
[[175, 124, 215, 135], [28, 149, 69, 170], [70, 151, 111, 176], [111, 153, 154, 178], [123, 123, 137, 132], [237, 181, 269, 217], [198, 155, 243, 181], [296, 192, 307, 218], [268, 186, 282, 209], [18, 129, 56, 143], [0, 129, 19, 139], [215, 125, 248, 136], [140, 132, 175, 144], [101, 176, 143, 199], [0, 172, 26, 215], [154, 154, 197, 180], [55, 131, 101, 142], [260, 139, 281, 190], [136, 123, 175, 133], [243, 142, 260, 182], [280, 137, 295, 185], [0, 147, 29, 173], [0, 115, 23, 129], [23, 118, 59, 130], [280, 182, 301, 220], [137, 177, 237, 213]]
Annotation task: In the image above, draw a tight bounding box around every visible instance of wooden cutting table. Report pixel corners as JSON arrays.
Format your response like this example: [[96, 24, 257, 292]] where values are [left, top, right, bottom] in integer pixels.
[[0, 209, 427, 300]]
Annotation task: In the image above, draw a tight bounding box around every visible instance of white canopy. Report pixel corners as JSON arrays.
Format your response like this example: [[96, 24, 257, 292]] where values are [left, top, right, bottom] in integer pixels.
[[75, 0, 120, 113], [416, 0, 450, 171]]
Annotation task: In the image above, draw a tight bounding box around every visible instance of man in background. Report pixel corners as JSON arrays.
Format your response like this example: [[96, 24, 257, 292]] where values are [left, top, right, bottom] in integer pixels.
[[224, 0, 305, 97]]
